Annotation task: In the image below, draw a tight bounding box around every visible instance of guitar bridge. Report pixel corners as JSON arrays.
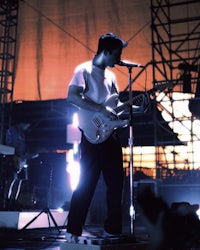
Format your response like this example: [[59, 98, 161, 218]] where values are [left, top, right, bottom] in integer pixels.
[[96, 130, 100, 140]]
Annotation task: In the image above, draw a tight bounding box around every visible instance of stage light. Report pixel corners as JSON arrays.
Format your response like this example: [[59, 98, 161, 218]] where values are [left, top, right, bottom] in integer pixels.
[[157, 92, 200, 169], [55, 207, 64, 212], [66, 113, 81, 144], [129, 204, 135, 218], [196, 207, 200, 220], [66, 113, 81, 191], [66, 153, 80, 191]]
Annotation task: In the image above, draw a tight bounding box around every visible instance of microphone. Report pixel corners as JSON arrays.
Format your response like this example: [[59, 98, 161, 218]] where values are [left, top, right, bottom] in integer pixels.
[[117, 60, 143, 68]]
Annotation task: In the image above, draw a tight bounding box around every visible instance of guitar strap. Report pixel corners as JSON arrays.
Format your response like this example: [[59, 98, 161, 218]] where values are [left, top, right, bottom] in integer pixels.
[[82, 69, 89, 95], [111, 81, 119, 95]]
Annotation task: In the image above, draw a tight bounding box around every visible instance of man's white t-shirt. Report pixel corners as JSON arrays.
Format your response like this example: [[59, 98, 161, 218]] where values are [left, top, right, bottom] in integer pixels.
[[69, 61, 118, 105]]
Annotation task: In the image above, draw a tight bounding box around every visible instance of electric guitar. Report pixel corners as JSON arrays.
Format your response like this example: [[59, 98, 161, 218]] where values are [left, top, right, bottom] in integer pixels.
[[77, 82, 170, 144]]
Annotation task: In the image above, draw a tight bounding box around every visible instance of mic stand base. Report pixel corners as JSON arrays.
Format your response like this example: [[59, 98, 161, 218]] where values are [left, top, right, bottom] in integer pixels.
[[20, 207, 61, 232]]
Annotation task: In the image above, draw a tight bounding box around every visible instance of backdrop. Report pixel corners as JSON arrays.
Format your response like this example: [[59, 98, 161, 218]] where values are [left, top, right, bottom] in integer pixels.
[[14, 0, 153, 101], [13, 0, 199, 101]]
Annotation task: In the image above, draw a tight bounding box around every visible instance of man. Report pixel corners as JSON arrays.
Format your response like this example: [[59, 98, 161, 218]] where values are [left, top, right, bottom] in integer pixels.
[[66, 33, 132, 243], [4, 123, 30, 210]]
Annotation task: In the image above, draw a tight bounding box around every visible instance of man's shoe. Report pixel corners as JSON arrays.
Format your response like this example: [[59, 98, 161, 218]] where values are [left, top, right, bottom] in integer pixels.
[[83, 227, 102, 238], [66, 232, 79, 243], [101, 230, 121, 238], [66, 232, 92, 244]]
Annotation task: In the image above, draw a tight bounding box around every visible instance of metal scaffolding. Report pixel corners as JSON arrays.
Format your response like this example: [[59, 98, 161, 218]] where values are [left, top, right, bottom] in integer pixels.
[[0, 0, 19, 144], [150, 0, 200, 176]]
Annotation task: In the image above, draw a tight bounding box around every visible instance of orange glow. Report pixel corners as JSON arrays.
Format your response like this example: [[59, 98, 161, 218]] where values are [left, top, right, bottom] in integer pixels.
[[14, 0, 153, 101]]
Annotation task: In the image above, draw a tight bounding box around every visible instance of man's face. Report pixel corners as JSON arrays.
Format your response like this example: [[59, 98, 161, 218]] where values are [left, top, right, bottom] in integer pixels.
[[106, 48, 122, 68]]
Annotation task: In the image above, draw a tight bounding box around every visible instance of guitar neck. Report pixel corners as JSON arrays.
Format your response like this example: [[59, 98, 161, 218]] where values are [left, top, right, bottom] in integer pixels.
[[114, 88, 154, 114]]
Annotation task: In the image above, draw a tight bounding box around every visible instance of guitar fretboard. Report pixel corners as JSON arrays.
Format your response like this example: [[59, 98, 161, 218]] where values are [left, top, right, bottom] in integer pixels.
[[114, 89, 154, 114]]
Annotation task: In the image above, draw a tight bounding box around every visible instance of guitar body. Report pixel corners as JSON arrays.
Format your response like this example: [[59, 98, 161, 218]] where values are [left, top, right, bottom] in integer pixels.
[[78, 109, 129, 144], [76, 81, 170, 144]]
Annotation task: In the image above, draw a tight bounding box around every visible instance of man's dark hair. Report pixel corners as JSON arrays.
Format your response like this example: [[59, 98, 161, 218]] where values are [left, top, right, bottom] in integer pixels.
[[97, 33, 127, 54]]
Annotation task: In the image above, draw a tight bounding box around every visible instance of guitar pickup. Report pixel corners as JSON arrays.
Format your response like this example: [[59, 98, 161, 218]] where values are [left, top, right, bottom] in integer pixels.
[[92, 116, 102, 128]]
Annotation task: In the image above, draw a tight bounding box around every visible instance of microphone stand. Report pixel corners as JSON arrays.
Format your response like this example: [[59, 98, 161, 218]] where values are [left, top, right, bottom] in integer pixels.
[[127, 65, 135, 238]]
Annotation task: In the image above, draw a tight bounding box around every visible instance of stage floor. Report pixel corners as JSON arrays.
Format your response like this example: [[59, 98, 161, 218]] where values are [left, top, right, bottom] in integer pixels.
[[0, 209, 150, 249], [0, 210, 200, 250], [0, 226, 149, 250]]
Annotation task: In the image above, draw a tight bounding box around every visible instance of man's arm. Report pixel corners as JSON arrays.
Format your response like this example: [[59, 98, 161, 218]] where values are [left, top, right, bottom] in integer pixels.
[[67, 85, 111, 115]]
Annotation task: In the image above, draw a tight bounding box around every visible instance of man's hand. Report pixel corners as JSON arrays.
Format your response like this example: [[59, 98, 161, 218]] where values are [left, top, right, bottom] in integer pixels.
[[133, 93, 151, 113], [100, 106, 118, 120]]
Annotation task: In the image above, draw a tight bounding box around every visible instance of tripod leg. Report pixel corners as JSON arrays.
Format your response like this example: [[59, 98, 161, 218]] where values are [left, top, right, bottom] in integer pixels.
[[46, 208, 60, 232], [47, 212, 52, 230], [21, 210, 44, 230], [20, 208, 60, 232]]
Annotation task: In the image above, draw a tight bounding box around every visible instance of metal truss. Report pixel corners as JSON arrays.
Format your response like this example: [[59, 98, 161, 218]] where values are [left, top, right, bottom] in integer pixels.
[[151, 0, 200, 92], [0, 0, 19, 143], [150, 0, 200, 177]]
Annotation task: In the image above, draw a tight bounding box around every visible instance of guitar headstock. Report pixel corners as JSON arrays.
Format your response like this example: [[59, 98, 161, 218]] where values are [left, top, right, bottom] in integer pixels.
[[154, 81, 173, 92]]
